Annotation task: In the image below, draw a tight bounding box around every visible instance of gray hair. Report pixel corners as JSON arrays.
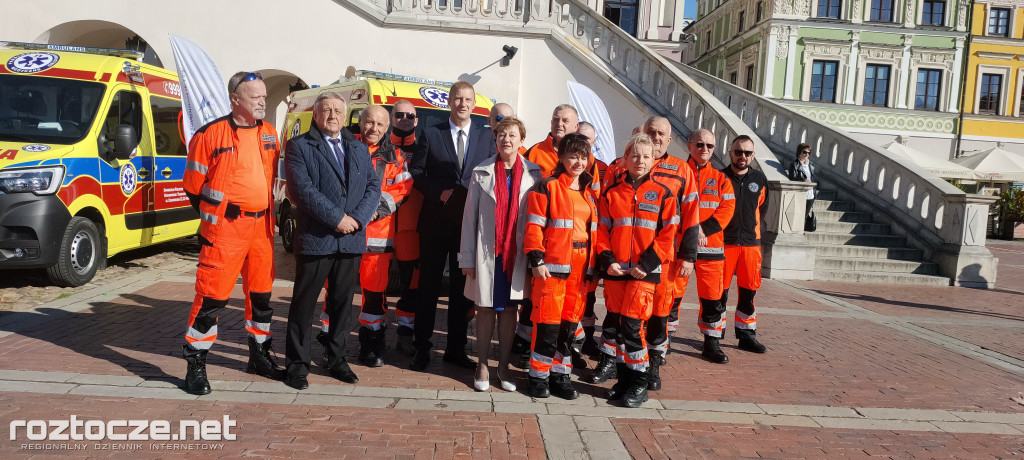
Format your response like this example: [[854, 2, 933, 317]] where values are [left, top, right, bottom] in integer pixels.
[[577, 121, 595, 132], [313, 91, 347, 113], [552, 104, 578, 117]]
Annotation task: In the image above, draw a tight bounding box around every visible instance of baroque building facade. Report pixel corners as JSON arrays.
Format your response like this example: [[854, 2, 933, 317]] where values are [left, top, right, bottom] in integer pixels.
[[959, 0, 1024, 155], [685, 0, 972, 158]]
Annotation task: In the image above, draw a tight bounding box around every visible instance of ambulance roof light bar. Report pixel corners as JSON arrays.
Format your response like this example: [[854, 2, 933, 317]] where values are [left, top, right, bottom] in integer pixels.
[[0, 41, 144, 60], [351, 70, 455, 89]]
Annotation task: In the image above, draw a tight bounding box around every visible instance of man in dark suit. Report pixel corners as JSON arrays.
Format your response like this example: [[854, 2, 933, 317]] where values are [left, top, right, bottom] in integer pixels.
[[283, 92, 381, 390], [408, 81, 495, 370]]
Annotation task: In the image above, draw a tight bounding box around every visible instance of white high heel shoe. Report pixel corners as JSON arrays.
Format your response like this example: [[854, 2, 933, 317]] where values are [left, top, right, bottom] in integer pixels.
[[497, 368, 516, 392], [473, 364, 490, 392]]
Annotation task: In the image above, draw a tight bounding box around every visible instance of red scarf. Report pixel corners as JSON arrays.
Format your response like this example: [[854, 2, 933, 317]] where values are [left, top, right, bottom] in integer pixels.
[[494, 155, 523, 282]]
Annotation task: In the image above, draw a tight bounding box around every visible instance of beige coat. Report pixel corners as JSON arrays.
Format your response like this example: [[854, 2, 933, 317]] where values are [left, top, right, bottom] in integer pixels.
[[458, 154, 542, 307]]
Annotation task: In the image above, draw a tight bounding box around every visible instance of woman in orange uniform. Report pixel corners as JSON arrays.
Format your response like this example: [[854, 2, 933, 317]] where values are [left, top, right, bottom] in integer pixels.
[[523, 133, 597, 399]]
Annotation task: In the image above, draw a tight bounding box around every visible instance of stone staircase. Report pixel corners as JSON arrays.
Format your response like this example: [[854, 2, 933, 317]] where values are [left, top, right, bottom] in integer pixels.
[[807, 189, 950, 286]]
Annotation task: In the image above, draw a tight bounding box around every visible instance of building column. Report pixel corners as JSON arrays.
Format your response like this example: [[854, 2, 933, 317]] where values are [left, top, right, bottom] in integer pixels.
[[763, 27, 778, 98], [896, 34, 913, 109], [783, 28, 798, 100], [670, 0, 687, 40], [948, 37, 965, 113], [845, 31, 861, 104], [643, 0, 662, 39]]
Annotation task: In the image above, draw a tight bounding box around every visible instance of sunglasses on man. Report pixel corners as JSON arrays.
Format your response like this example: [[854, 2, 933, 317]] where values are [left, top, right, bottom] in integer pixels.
[[394, 112, 417, 120], [230, 72, 263, 94], [732, 149, 754, 157], [695, 142, 714, 150]]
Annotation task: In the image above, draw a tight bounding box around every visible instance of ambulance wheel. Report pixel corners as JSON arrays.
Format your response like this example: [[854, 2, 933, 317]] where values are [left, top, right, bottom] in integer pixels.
[[279, 204, 296, 253], [46, 217, 103, 287]]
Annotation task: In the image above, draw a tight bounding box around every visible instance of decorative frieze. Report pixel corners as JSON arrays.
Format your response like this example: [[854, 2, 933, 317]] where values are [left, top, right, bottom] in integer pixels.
[[791, 106, 957, 133]]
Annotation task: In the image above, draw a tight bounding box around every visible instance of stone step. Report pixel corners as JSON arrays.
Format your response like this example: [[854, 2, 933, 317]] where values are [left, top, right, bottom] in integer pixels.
[[812, 200, 855, 212], [816, 189, 838, 201], [805, 232, 906, 248], [815, 257, 939, 275], [815, 221, 891, 234], [814, 210, 875, 223], [813, 244, 924, 261], [813, 269, 950, 286]]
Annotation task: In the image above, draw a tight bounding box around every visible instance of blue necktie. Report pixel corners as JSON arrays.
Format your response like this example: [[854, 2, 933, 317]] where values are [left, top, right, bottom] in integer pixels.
[[329, 138, 346, 178]]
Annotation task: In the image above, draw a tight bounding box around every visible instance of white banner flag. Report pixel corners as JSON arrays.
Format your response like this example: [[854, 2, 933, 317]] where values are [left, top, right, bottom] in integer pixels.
[[168, 34, 230, 147], [567, 81, 615, 165]]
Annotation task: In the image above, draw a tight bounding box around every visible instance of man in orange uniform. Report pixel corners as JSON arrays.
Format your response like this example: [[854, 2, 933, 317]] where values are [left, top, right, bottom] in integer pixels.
[[684, 128, 736, 364], [391, 99, 422, 356], [526, 104, 579, 177], [720, 135, 768, 354], [181, 71, 283, 395], [595, 134, 678, 408], [353, 105, 413, 367]]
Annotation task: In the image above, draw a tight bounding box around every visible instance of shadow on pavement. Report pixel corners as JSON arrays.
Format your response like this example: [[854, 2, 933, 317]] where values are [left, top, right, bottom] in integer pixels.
[[813, 290, 1024, 321]]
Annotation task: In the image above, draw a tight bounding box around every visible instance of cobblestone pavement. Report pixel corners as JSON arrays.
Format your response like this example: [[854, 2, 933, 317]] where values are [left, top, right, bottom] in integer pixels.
[[0, 240, 1022, 458]]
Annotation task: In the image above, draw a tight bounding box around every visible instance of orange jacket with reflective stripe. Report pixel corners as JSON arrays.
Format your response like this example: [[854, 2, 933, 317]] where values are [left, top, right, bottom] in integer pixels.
[[392, 131, 422, 236], [359, 135, 413, 253], [596, 172, 678, 284], [527, 134, 603, 199], [524, 172, 598, 279], [184, 116, 279, 241], [686, 157, 735, 260]]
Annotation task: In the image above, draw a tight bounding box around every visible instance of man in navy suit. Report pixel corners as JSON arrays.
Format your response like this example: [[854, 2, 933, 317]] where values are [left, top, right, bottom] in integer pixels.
[[408, 81, 495, 370], [283, 92, 381, 389]]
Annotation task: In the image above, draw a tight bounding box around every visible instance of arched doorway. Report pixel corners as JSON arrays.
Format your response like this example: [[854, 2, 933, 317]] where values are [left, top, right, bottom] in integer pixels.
[[255, 69, 309, 131], [33, 20, 163, 67]]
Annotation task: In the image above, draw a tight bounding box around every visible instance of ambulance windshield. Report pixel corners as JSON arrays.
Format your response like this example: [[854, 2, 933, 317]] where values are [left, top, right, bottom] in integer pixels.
[[0, 75, 105, 144]]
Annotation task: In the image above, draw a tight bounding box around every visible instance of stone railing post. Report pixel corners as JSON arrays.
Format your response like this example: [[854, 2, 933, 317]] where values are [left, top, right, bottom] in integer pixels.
[[931, 194, 999, 288], [761, 180, 817, 280]]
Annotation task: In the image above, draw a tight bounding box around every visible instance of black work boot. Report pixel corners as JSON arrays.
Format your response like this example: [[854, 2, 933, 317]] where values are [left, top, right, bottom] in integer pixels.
[[622, 368, 650, 408], [736, 328, 767, 354], [528, 376, 550, 398], [510, 334, 531, 369], [581, 325, 599, 356], [647, 351, 664, 391], [396, 333, 416, 357], [588, 353, 617, 383], [316, 330, 330, 364], [606, 364, 630, 400], [358, 327, 385, 367], [182, 345, 211, 395], [247, 337, 286, 380], [701, 336, 729, 364], [549, 372, 579, 400]]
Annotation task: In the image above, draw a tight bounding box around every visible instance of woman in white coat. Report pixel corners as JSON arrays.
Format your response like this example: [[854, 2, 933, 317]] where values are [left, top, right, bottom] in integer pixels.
[[460, 117, 542, 392]]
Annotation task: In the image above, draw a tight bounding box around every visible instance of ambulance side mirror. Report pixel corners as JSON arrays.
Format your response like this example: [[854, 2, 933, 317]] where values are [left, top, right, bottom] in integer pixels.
[[112, 124, 138, 160]]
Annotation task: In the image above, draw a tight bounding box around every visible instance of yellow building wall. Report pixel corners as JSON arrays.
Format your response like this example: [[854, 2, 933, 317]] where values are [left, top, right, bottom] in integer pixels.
[[962, 3, 1024, 140]]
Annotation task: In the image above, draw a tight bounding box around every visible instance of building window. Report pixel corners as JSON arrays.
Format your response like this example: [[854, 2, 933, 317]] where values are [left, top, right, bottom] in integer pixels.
[[979, 73, 1003, 114], [870, 0, 895, 22], [863, 64, 891, 106], [756, 1, 763, 22], [817, 0, 841, 19], [915, 69, 942, 111], [989, 8, 1010, 37], [745, 65, 755, 91], [1020, 82, 1024, 116], [706, 30, 712, 53], [604, 0, 640, 36], [921, 0, 945, 26], [810, 60, 839, 102], [738, 11, 745, 34], [730, 71, 738, 85]]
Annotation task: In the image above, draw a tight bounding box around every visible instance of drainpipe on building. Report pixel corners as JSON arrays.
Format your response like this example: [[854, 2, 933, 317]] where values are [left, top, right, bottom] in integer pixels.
[[954, 0, 976, 159]]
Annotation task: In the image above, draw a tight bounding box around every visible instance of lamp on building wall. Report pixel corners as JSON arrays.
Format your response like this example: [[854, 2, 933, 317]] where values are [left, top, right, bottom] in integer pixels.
[[501, 45, 518, 67]]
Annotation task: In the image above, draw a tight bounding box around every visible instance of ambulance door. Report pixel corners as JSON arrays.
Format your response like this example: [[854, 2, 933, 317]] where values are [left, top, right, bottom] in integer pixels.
[[148, 94, 198, 241], [98, 89, 156, 252]]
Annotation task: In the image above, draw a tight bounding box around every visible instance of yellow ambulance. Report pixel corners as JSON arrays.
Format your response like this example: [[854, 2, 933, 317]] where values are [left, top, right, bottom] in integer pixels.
[[0, 42, 199, 286], [275, 71, 494, 251]]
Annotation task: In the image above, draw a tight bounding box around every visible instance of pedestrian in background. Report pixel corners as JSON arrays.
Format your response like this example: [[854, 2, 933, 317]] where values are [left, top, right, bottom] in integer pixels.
[[787, 143, 817, 231]]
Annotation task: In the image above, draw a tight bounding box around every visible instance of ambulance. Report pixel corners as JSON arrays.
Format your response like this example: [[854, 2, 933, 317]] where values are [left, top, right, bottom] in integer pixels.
[[275, 70, 494, 251], [0, 42, 199, 286]]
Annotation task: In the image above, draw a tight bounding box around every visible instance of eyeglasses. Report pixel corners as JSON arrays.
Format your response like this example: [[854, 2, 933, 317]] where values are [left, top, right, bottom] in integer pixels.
[[393, 112, 417, 120], [495, 114, 506, 122], [694, 142, 715, 150], [230, 72, 263, 94], [732, 149, 754, 157], [800, 150, 811, 155]]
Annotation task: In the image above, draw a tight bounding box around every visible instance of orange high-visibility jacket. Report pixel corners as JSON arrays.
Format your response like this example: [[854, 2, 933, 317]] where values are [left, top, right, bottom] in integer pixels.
[[686, 157, 735, 260], [595, 172, 679, 284], [359, 135, 413, 253], [392, 132, 422, 239], [524, 172, 598, 279], [184, 116, 279, 242], [527, 134, 602, 198]]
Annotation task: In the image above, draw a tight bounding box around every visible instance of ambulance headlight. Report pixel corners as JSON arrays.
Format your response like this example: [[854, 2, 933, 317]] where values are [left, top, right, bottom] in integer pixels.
[[0, 166, 66, 195]]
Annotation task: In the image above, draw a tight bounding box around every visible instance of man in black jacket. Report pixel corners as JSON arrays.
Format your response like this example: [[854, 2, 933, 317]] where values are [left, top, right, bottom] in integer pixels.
[[720, 135, 768, 354], [283, 92, 381, 390], [408, 81, 495, 370]]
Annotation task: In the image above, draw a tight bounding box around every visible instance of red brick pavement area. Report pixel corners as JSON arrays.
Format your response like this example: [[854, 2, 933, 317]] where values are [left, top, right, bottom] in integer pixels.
[[612, 418, 1024, 459], [0, 392, 546, 459]]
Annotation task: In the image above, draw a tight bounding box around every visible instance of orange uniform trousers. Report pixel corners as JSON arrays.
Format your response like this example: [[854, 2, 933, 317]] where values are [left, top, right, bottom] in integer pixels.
[[186, 214, 275, 351], [601, 279, 655, 372], [694, 259, 727, 338], [722, 245, 761, 331], [529, 246, 587, 379]]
